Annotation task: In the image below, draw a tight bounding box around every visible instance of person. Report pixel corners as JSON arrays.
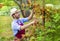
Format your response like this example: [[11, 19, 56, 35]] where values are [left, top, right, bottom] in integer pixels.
[[10, 8, 38, 41]]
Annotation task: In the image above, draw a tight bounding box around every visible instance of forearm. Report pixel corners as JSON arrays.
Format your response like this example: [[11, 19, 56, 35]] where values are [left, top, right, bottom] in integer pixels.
[[28, 10, 33, 20], [20, 21, 33, 30]]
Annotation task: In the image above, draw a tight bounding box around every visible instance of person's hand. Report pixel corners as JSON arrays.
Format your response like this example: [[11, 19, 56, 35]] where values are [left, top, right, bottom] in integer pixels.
[[33, 18, 39, 25], [22, 34, 25, 38]]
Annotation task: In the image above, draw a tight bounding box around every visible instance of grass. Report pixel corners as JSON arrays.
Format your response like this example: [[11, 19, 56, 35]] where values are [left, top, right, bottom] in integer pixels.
[[0, 16, 13, 41]]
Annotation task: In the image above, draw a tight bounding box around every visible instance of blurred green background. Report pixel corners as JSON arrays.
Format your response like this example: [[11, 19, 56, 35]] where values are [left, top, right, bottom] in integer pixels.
[[0, 0, 60, 41]]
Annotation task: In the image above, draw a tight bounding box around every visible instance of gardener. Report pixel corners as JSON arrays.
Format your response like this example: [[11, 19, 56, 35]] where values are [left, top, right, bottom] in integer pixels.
[[10, 8, 38, 41]]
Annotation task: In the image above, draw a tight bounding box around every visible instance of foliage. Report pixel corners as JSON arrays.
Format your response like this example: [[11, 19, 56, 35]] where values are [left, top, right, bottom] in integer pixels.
[[0, 6, 12, 16], [0, 0, 60, 41]]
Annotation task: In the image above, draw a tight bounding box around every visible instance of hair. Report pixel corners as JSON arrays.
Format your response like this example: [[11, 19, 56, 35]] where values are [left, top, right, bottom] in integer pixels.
[[12, 14, 15, 19]]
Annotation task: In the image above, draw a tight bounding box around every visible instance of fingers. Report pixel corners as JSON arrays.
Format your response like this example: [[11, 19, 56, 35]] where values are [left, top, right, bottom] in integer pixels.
[[33, 18, 39, 25], [22, 34, 25, 38]]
